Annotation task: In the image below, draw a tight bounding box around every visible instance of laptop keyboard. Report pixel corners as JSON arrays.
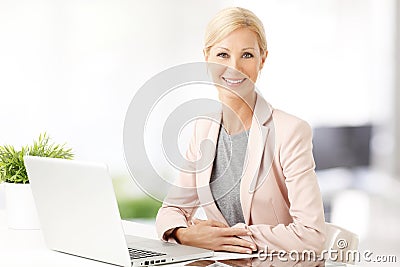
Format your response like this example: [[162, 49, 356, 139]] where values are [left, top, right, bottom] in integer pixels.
[[128, 248, 167, 260]]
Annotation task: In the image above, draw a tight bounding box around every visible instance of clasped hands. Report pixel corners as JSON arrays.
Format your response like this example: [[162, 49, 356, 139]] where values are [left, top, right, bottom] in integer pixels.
[[173, 219, 257, 254]]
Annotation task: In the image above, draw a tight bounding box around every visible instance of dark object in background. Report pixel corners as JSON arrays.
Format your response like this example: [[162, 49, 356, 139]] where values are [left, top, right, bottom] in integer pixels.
[[312, 124, 373, 222], [312, 125, 372, 171]]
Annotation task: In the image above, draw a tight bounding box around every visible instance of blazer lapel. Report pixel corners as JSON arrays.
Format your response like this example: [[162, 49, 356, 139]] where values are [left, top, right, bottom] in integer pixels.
[[196, 112, 229, 225], [240, 94, 274, 224]]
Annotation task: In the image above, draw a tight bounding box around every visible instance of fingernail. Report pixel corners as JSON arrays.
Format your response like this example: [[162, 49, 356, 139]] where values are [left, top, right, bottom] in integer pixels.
[[247, 231, 252, 235], [251, 245, 256, 250], [247, 250, 252, 254]]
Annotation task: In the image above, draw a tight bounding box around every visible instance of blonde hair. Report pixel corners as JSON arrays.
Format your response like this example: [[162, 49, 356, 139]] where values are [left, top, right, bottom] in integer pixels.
[[204, 7, 267, 57]]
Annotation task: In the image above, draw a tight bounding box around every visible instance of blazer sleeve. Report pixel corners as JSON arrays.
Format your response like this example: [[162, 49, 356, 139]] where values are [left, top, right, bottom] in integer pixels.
[[235, 120, 326, 253], [155, 122, 200, 242]]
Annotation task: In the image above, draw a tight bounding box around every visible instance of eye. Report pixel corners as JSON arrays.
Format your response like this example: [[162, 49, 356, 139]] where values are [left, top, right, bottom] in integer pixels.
[[216, 52, 229, 59], [242, 52, 254, 58]]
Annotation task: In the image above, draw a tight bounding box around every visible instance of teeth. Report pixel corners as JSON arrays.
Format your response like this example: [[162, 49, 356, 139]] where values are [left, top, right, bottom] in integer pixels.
[[223, 78, 245, 84]]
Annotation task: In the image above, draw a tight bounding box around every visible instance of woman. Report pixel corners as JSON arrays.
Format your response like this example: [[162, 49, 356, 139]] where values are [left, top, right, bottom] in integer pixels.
[[156, 7, 326, 254]]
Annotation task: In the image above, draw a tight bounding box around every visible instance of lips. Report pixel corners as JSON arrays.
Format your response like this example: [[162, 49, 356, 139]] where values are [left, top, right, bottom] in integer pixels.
[[222, 77, 246, 86]]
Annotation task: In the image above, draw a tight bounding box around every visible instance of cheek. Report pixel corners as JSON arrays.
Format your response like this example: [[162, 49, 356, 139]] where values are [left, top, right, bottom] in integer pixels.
[[239, 65, 261, 84], [206, 62, 227, 84], [242, 63, 261, 78]]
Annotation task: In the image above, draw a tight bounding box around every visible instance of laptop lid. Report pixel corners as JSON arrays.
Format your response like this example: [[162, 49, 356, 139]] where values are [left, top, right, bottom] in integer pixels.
[[24, 156, 132, 267]]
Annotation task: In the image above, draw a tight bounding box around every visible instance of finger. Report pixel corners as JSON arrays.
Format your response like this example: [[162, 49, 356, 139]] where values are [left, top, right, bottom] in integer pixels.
[[225, 237, 257, 251], [218, 244, 254, 254], [218, 227, 253, 237], [207, 220, 228, 228]]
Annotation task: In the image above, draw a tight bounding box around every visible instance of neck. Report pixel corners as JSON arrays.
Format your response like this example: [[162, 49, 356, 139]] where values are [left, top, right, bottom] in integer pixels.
[[220, 91, 256, 135]]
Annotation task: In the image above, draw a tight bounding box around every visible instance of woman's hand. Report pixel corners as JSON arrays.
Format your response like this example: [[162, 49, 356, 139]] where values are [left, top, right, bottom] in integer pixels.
[[173, 219, 257, 254]]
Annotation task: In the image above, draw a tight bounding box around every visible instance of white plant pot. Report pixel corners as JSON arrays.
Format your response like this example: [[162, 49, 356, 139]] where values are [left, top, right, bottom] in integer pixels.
[[5, 183, 40, 229]]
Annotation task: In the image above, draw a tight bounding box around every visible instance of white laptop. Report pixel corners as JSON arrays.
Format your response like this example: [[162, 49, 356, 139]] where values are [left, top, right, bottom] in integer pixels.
[[24, 156, 213, 267]]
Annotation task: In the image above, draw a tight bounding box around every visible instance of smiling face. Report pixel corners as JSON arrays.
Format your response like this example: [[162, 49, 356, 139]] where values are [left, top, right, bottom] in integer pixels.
[[205, 27, 268, 99]]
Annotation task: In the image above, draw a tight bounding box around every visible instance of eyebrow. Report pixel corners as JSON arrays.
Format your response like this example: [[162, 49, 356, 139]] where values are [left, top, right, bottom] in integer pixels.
[[215, 47, 256, 51]]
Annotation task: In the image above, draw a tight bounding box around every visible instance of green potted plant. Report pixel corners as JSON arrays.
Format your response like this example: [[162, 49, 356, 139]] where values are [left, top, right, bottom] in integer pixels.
[[0, 133, 73, 229]]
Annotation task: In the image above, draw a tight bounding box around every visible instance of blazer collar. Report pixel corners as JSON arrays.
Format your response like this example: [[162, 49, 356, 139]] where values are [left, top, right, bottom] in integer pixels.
[[241, 94, 274, 224]]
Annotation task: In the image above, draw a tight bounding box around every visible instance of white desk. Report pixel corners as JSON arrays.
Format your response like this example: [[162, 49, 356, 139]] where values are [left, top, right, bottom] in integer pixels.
[[0, 210, 256, 267], [0, 209, 155, 266], [0, 208, 355, 267]]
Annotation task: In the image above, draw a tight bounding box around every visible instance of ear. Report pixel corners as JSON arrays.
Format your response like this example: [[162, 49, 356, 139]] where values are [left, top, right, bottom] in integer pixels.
[[259, 50, 268, 70]]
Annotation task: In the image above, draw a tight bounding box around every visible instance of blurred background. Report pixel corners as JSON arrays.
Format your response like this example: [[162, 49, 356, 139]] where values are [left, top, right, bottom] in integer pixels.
[[0, 0, 399, 265]]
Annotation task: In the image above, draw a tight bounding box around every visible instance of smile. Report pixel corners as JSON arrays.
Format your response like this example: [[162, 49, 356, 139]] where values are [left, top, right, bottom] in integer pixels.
[[222, 77, 246, 85]]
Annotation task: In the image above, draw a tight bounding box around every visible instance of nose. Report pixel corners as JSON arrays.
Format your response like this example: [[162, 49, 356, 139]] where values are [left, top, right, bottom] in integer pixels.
[[225, 56, 242, 75]]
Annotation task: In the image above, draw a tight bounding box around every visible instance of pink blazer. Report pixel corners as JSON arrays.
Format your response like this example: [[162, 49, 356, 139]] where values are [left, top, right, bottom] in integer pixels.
[[156, 94, 326, 253]]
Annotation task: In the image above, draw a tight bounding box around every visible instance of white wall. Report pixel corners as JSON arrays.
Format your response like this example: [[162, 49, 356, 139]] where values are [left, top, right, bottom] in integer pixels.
[[0, 0, 233, 178], [236, 0, 397, 176], [395, 0, 400, 179], [236, 0, 395, 126], [0, 0, 396, 180]]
